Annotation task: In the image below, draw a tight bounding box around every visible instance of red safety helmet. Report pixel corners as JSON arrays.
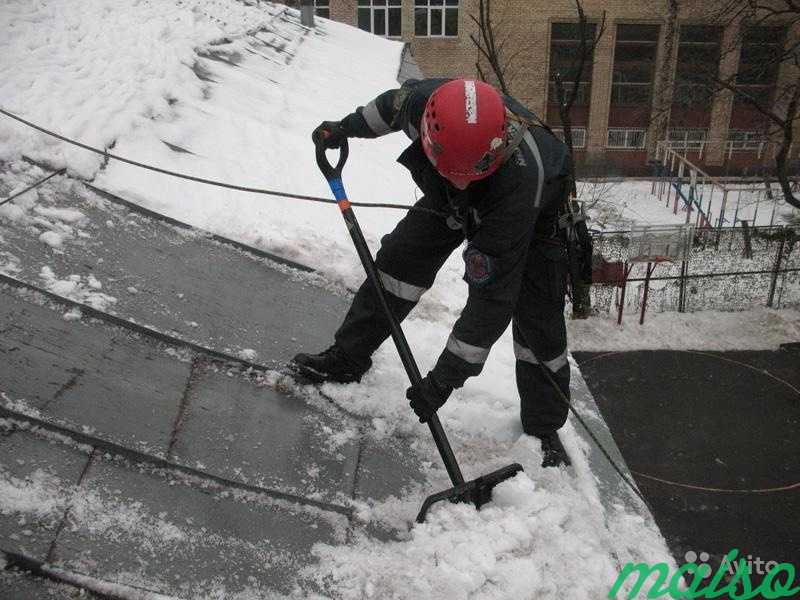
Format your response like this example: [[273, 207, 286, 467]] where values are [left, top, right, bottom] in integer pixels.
[[421, 79, 508, 189]]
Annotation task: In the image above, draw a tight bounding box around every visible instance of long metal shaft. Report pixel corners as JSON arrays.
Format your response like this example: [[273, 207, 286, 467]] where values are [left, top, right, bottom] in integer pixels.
[[339, 206, 465, 486]]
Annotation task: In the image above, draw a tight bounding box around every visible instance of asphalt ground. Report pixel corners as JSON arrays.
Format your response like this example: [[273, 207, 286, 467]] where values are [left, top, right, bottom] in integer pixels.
[[574, 348, 800, 592]]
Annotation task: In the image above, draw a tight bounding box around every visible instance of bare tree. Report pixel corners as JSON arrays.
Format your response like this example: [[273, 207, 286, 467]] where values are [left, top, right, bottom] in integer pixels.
[[551, 1, 606, 159], [549, 1, 606, 318], [468, 0, 522, 96], [649, 0, 680, 155], [688, 0, 800, 209]]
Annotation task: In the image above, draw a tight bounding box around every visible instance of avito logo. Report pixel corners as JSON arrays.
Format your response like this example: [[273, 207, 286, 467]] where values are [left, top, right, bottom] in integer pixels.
[[609, 549, 799, 599]]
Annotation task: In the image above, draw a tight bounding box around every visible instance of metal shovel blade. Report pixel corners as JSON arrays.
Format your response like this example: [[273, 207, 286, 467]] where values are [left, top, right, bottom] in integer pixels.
[[416, 463, 524, 523]]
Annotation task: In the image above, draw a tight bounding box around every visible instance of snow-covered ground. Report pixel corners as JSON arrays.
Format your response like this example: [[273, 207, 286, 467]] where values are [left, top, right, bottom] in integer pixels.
[[581, 180, 686, 230], [568, 306, 800, 352], [1, 0, 796, 597], [580, 179, 798, 231]]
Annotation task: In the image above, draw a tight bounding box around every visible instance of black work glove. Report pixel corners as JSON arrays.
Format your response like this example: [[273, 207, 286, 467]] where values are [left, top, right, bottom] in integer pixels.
[[312, 120, 348, 149], [406, 374, 452, 423]]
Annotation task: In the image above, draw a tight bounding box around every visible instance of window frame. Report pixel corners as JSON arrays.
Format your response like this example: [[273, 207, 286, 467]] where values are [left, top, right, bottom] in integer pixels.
[[551, 127, 587, 149], [313, 0, 330, 19], [358, 0, 403, 38], [733, 25, 786, 108], [667, 128, 708, 150], [610, 23, 660, 108], [672, 24, 722, 108], [727, 129, 767, 150], [607, 127, 647, 149], [547, 22, 597, 108], [414, 0, 460, 38]]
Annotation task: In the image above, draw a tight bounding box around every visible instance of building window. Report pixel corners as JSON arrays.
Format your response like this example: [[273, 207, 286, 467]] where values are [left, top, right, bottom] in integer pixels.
[[314, 0, 330, 19], [735, 25, 786, 106], [607, 128, 647, 149], [611, 24, 660, 106], [415, 0, 459, 37], [667, 128, 708, 149], [727, 130, 767, 150], [358, 0, 402, 38], [552, 127, 587, 149], [548, 23, 597, 108], [673, 25, 722, 107]]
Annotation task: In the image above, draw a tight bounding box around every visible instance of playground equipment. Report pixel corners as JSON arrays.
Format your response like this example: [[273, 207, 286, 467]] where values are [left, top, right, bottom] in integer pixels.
[[651, 144, 784, 230], [617, 223, 695, 325]]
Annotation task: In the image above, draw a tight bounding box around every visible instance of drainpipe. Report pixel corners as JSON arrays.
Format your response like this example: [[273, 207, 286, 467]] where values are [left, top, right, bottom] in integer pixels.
[[300, 0, 315, 27]]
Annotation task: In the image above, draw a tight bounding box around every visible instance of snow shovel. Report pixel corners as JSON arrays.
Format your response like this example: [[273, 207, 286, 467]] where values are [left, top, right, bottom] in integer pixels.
[[315, 139, 523, 523]]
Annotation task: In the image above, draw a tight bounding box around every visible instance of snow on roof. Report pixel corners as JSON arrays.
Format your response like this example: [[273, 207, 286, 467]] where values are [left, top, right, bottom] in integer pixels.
[[2, 1, 419, 288]]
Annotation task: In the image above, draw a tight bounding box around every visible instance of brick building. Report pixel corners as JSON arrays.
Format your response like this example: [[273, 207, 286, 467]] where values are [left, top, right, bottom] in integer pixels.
[[304, 0, 798, 176]]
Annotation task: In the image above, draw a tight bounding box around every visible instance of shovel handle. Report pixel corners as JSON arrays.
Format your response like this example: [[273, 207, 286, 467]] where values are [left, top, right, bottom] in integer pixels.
[[315, 138, 349, 182], [316, 143, 465, 487]]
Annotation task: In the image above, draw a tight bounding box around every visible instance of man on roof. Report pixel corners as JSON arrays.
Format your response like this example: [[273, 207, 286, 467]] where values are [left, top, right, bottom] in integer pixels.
[[292, 78, 575, 468]]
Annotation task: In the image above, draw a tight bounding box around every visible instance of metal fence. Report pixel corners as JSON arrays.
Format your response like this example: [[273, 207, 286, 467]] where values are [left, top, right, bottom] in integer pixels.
[[589, 225, 800, 317]]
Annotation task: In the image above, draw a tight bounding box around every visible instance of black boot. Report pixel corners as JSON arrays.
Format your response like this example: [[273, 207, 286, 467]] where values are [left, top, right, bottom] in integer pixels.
[[290, 345, 368, 384], [537, 432, 571, 468]]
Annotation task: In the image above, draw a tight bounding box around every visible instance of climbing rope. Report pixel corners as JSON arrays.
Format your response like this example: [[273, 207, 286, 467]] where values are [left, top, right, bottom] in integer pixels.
[[537, 363, 654, 510], [0, 108, 447, 218], [0, 167, 66, 207]]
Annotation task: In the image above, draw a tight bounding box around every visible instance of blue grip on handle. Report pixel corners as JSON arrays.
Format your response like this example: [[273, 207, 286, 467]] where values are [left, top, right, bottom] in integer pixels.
[[328, 178, 348, 202]]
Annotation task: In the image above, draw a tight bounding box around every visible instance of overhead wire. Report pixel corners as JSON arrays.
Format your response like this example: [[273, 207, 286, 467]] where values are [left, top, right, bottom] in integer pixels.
[[0, 108, 447, 218]]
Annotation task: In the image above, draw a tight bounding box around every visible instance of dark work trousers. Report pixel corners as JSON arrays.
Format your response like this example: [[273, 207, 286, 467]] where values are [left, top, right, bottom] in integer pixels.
[[334, 195, 570, 435]]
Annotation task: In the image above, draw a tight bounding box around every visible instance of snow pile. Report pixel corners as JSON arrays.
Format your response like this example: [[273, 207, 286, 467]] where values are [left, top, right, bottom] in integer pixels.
[[237, 348, 259, 362], [0, 468, 68, 521], [0, 249, 21, 275], [63, 306, 83, 321], [308, 436, 669, 600], [39, 265, 117, 310], [569, 307, 800, 352], [0, 161, 91, 254], [297, 317, 674, 598]]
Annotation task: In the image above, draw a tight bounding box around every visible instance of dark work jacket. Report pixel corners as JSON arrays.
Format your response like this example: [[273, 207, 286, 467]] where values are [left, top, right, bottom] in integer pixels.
[[339, 78, 572, 389]]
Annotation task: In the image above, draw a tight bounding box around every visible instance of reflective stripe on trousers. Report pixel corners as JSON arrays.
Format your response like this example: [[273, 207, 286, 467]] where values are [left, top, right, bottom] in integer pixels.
[[362, 100, 393, 136], [513, 341, 568, 372], [378, 270, 427, 302], [446, 334, 490, 364]]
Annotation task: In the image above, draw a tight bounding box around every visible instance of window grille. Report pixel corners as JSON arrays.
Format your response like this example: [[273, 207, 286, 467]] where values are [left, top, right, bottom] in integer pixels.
[[667, 128, 708, 149], [607, 128, 646, 149], [552, 127, 587, 149], [727, 130, 766, 150]]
